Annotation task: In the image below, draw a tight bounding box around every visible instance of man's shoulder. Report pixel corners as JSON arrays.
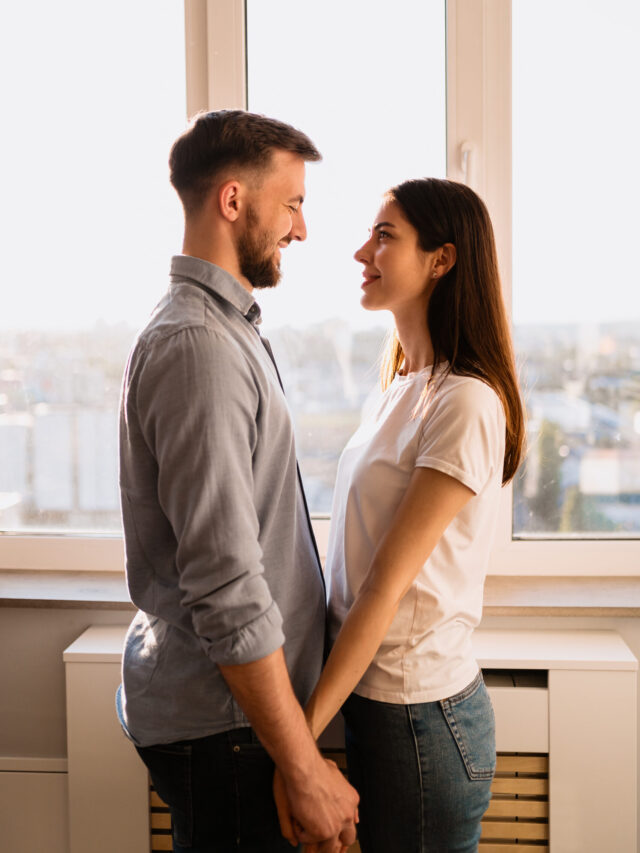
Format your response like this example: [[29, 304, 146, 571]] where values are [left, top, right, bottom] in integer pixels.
[[137, 285, 208, 341], [133, 284, 240, 356], [125, 287, 264, 399]]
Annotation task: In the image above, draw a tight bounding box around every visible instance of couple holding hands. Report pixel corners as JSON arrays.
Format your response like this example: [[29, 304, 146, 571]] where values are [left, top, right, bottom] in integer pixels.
[[117, 110, 524, 853]]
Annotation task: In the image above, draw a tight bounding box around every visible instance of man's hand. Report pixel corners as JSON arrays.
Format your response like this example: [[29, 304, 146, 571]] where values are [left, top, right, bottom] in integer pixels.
[[273, 767, 297, 846], [219, 651, 357, 850], [273, 758, 358, 851]]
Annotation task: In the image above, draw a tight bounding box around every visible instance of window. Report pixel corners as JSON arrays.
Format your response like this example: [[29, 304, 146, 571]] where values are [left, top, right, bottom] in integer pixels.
[[2, 0, 637, 574], [0, 1, 186, 547], [511, 0, 640, 540], [245, 0, 447, 514]]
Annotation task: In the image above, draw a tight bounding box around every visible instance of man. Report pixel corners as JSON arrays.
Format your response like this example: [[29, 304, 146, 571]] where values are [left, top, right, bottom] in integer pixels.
[[118, 110, 358, 853]]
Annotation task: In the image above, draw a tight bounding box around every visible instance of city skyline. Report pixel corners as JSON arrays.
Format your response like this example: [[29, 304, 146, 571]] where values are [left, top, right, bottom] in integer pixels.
[[1, 316, 639, 535]]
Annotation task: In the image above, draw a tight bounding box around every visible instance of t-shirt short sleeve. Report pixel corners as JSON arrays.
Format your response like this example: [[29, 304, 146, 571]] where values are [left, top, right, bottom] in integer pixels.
[[415, 377, 504, 494]]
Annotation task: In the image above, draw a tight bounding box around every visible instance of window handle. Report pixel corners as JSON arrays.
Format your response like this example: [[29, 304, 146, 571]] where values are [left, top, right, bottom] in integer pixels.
[[460, 140, 475, 187]]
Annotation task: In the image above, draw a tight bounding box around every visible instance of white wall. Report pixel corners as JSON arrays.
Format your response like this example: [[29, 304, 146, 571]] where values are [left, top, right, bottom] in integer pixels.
[[0, 606, 133, 758]]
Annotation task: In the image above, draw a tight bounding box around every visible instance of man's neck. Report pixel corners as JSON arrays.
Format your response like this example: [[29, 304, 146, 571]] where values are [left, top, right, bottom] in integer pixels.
[[181, 231, 253, 295]]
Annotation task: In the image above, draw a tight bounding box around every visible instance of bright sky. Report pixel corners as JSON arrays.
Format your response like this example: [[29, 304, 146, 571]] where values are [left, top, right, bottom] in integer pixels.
[[0, 0, 186, 332], [512, 0, 640, 328], [0, 0, 638, 332]]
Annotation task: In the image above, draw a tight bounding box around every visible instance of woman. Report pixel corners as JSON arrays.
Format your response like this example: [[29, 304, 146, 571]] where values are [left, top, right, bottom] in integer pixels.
[[278, 177, 525, 852]]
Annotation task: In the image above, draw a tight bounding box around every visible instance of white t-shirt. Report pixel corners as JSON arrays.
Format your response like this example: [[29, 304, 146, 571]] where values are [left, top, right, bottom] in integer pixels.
[[326, 365, 505, 704]]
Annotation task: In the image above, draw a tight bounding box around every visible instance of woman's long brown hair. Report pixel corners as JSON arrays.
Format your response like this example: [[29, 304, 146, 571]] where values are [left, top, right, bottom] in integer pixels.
[[381, 178, 525, 484]]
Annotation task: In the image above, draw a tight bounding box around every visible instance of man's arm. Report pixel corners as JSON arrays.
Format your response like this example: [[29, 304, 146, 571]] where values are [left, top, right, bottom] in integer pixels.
[[219, 649, 357, 850], [135, 327, 357, 847]]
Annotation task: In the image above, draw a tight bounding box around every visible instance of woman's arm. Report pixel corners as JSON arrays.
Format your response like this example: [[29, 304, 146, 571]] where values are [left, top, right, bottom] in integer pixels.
[[305, 466, 474, 740]]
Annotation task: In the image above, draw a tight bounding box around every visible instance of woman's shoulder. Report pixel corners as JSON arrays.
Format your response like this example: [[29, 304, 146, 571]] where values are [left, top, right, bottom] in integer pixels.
[[431, 372, 504, 418]]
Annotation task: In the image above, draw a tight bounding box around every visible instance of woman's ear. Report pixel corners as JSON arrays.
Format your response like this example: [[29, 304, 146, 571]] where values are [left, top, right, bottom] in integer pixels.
[[218, 180, 242, 222], [440, 243, 457, 275], [437, 243, 457, 276]]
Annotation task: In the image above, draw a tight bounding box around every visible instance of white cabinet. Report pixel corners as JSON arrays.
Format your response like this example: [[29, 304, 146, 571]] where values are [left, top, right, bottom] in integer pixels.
[[64, 626, 638, 853], [474, 629, 637, 853], [0, 764, 69, 853], [64, 627, 148, 853]]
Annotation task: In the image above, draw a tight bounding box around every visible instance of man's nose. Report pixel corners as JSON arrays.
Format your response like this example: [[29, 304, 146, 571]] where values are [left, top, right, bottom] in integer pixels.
[[290, 208, 307, 242]]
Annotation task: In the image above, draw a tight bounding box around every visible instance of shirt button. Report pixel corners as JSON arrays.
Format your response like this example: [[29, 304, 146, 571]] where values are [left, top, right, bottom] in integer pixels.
[[233, 745, 240, 753]]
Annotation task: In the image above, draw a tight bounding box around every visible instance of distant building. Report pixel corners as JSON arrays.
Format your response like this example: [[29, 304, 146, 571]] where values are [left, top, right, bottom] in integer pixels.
[[580, 449, 640, 498]]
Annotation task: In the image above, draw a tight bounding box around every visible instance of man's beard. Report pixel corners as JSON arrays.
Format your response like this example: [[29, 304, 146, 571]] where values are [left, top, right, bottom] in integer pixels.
[[237, 204, 283, 290]]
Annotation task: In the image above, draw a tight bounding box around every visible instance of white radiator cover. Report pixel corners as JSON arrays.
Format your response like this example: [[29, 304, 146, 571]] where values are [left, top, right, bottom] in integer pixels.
[[0, 763, 69, 852], [60, 626, 638, 853]]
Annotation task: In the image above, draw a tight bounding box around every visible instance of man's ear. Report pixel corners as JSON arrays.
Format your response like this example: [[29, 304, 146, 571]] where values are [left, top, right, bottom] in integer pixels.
[[218, 179, 242, 223]]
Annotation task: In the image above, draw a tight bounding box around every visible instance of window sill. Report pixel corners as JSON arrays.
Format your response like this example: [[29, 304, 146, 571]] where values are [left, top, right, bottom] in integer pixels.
[[1, 571, 640, 615], [0, 570, 134, 610], [482, 575, 640, 616]]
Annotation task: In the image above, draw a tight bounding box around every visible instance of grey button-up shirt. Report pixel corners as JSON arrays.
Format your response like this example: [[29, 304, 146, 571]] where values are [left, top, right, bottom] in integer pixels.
[[119, 255, 326, 747]]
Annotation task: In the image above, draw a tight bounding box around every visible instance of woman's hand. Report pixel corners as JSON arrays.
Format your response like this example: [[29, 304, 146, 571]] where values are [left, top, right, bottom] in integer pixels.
[[273, 762, 358, 852]]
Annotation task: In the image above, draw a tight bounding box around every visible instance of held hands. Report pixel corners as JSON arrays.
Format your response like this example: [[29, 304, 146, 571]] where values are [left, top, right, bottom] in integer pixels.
[[273, 758, 358, 852]]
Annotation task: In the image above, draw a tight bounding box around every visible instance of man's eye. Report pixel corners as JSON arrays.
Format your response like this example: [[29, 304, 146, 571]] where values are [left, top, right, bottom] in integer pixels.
[[288, 205, 299, 214]]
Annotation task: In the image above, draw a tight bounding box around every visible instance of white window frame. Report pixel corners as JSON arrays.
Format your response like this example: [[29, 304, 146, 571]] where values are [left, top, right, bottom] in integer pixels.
[[1, 0, 638, 575]]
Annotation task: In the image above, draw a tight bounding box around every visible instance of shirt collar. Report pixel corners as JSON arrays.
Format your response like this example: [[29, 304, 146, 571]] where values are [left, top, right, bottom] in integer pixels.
[[169, 254, 262, 327]]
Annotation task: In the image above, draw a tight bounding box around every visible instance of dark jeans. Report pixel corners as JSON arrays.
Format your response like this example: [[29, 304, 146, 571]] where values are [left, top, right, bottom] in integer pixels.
[[136, 727, 299, 853], [343, 671, 495, 853]]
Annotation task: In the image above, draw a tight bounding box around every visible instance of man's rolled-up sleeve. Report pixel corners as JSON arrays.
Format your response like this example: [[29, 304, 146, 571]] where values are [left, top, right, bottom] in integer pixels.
[[135, 325, 285, 665]]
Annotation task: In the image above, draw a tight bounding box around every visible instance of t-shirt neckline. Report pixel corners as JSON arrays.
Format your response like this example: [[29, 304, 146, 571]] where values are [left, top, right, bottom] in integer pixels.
[[394, 364, 434, 384]]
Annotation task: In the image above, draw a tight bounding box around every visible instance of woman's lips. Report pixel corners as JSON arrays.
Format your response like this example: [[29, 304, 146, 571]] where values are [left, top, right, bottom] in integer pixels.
[[361, 275, 380, 288]]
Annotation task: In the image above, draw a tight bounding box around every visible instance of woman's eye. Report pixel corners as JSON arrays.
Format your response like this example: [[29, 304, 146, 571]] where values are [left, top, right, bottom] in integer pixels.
[[377, 230, 391, 239]]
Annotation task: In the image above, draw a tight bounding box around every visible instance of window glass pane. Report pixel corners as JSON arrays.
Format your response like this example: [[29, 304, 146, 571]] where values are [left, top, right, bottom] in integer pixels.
[[247, 0, 447, 512], [0, 2, 186, 533], [512, 0, 640, 538]]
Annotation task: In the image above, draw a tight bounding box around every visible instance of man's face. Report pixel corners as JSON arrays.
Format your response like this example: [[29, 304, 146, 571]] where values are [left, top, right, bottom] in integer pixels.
[[237, 150, 308, 289]]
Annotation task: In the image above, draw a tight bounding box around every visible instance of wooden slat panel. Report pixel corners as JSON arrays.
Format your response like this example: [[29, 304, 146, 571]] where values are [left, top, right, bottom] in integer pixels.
[[481, 820, 549, 840], [150, 757, 552, 853], [496, 754, 548, 774], [322, 750, 348, 769], [151, 812, 172, 830], [150, 791, 167, 808], [479, 845, 548, 852], [151, 828, 359, 852], [325, 750, 550, 775], [485, 798, 549, 818], [491, 777, 548, 796]]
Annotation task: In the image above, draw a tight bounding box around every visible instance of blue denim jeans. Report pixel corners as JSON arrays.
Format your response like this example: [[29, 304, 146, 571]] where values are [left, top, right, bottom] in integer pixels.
[[343, 671, 495, 853], [135, 727, 299, 852]]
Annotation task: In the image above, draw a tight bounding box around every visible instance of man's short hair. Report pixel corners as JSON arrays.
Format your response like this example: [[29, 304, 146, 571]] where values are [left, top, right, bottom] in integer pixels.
[[169, 110, 322, 214]]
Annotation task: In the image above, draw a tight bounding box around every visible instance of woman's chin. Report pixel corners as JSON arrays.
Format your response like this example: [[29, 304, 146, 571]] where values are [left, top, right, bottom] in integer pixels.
[[360, 293, 384, 312]]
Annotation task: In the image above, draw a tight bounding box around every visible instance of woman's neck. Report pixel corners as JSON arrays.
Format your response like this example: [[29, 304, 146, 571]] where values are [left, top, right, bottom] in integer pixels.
[[394, 305, 434, 375]]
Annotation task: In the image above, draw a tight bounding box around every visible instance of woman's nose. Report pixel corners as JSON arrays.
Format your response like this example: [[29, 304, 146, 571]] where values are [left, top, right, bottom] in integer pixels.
[[354, 238, 371, 263]]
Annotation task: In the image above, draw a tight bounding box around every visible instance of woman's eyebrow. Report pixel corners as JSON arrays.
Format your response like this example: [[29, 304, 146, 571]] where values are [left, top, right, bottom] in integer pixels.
[[373, 221, 396, 231]]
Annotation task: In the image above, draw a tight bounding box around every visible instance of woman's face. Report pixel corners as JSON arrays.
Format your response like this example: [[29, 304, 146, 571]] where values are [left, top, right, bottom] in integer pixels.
[[354, 199, 437, 314]]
